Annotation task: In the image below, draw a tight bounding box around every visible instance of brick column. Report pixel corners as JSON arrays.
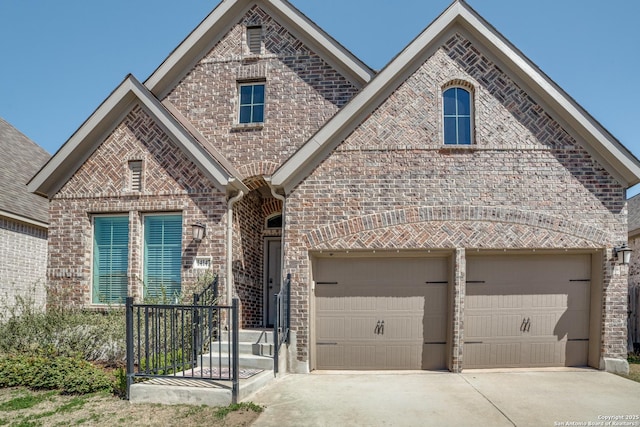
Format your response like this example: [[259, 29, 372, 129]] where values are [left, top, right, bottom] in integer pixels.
[[451, 247, 466, 373]]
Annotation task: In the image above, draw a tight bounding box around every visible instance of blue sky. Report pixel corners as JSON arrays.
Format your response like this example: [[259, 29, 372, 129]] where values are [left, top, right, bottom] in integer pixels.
[[1, 0, 639, 194]]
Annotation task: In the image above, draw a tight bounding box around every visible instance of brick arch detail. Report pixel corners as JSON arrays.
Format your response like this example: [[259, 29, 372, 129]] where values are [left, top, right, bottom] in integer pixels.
[[303, 206, 610, 249], [238, 161, 279, 180]]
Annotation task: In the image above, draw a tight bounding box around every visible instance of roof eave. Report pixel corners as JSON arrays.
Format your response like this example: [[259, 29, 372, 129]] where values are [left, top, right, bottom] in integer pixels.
[[28, 75, 239, 198], [144, 0, 375, 100], [272, 0, 640, 192]]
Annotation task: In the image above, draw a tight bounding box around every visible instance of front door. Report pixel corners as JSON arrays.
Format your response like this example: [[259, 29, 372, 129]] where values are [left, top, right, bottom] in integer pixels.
[[265, 238, 282, 327]]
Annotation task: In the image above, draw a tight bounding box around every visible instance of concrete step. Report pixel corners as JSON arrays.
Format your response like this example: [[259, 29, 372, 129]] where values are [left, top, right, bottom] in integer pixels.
[[213, 341, 274, 357], [199, 352, 274, 370], [130, 369, 275, 407], [221, 329, 274, 343]]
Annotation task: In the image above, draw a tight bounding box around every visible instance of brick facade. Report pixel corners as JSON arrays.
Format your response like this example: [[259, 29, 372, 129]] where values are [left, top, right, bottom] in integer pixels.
[[0, 217, 47, 318], [48, 105, 227, 307], [42, 3, 634, 374], [283, 34, 627, 369], [165, 5, 360, 175]]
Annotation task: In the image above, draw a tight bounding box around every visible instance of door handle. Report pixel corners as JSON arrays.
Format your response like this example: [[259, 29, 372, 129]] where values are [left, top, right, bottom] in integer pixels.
[[520, 318, 527, 332], [380, 320, 384, 336], [374, 320, 381, 335], [525, 317, 531, 332]]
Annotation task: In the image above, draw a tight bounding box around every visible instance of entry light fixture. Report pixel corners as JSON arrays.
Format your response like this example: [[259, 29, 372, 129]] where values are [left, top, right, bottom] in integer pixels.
[[191, 222, 206, 242], [614, 243, 632, 265]]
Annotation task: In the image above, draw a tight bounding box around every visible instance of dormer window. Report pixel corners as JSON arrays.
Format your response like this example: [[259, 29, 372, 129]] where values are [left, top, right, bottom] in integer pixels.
[[443, 86, 473, 145], [238, 82, 265, 124], [247, 26, 262, 55]]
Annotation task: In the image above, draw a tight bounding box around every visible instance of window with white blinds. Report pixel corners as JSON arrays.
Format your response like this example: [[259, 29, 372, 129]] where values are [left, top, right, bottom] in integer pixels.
[[144, 214, 182, 301], [92, 216, 129, 304]]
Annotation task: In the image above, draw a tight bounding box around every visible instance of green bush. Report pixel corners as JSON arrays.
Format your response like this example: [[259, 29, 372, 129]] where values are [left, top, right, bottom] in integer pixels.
[[0, 354, 113, 394], [0, 304, 126, 366]]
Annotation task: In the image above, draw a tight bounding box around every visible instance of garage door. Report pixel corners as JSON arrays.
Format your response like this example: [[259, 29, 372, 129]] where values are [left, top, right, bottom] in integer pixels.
[[465, 254, 591, 369], [314, 257, 448, 370]]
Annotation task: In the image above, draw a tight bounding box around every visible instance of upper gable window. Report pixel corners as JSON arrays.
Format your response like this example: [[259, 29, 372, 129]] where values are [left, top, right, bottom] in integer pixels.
[[239, 83, 265, 124], [247, 26, 262, 55], [443, 87, 472, 145]]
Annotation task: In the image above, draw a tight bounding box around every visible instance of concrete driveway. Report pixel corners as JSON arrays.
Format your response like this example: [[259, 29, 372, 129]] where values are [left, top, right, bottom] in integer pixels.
[[248, 369, 640, 427]]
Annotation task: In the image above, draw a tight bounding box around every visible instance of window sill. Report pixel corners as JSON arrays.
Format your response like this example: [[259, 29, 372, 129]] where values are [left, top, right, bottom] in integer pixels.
[[439, 144, 477, 153], [232, 123, 264, 132]]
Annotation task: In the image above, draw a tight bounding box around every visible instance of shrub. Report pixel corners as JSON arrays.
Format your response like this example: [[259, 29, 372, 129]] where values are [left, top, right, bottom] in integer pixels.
[[0, 354, 113, 394]]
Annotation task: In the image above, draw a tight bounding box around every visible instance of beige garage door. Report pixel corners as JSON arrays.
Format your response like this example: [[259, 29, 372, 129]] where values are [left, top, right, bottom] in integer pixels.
[[314, 257, 448, 370], [465, 254, 591, 369]]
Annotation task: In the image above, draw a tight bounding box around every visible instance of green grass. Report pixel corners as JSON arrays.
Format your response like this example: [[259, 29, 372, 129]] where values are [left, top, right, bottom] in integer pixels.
[[0, 392, 55, 412], [213, 402, 263, 419]]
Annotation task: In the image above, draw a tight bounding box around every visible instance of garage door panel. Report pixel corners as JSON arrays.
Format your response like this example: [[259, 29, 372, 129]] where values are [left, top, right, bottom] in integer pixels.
[[566, 341, 588, 366], [495, 343, 521, 366], [465, 254, 591, 369], [317, 344, 344, 369], [317, 317, 346, 341], [466, 314, 491, 339], [315, 257, 448, 370]]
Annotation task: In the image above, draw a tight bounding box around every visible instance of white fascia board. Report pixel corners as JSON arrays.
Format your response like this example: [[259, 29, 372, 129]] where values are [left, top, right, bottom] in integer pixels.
[[266, 0, 375, 86], [0, 210, 48, 229], [455, 3, 640, 187], [28, 79, 137, 198], [29, 75, 236, 197], [145, 0, 244, 97], [126, 78, 236, 193], [146, 0, 374, 98], [274, 0, 640, 192], [272, 3, 458, 192]]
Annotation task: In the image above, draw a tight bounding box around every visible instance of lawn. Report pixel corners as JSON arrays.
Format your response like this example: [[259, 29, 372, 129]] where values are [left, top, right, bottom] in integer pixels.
[[0, 387, 261, 427], [625, 358, 640, 383]]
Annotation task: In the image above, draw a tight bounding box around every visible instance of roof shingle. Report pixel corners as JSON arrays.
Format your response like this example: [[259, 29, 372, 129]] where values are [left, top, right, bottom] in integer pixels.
[[0, 117, 50, 224]]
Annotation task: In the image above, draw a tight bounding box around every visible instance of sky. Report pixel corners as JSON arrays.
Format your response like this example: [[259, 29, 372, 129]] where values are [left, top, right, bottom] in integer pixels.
[[1, 0, 639, 194]]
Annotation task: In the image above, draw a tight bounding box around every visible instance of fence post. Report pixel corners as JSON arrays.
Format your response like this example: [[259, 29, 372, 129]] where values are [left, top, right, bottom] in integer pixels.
[[193, 293, 199, 367], [125, 297, 134, 400], [232, 297, 240, 404], [273, 292, 279, 376]]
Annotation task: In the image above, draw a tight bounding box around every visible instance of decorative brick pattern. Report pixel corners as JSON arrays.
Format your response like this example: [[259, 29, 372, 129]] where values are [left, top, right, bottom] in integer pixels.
[[48, 105, 227, 308], [165, 5, 360, 174], [0, 218, 47, 318], [283, 35, 627, 366]]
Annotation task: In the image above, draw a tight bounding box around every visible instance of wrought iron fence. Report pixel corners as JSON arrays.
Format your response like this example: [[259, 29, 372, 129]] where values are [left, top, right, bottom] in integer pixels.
[[125, 296, 240, 403], [273, 273, 291, 374]]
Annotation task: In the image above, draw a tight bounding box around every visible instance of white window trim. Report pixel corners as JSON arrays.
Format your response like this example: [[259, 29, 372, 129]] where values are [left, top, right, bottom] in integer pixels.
[[441, 84, 475, 146], [237, 81, 266, 126]]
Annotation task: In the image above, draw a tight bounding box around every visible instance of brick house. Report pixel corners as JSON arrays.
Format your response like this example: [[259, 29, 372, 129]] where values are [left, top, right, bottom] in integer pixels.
[[627, 194, 640, 350], [29, 0, 640, 374], [1, 118, 50, 318]]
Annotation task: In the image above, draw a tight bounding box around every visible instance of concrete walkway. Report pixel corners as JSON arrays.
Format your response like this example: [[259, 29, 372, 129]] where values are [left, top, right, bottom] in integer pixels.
[[248, 369, 640, 427]]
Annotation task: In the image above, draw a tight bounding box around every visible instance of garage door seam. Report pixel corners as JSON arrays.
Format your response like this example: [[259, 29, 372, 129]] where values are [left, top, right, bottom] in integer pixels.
[[459, 374, 516, 427]]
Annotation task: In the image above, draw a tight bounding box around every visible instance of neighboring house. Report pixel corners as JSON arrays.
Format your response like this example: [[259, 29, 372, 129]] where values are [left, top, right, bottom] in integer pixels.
[[0, 118, 50, 318], [627, 194, 640, 351], [28, 0, 640, 374]]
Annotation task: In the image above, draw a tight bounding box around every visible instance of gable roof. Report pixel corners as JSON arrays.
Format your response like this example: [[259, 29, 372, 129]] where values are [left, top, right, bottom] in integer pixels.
[[28, 75, 249, 198], [0, 118, 50, 226], [145, 0, 376, 99], [271, 0, 640, 194]]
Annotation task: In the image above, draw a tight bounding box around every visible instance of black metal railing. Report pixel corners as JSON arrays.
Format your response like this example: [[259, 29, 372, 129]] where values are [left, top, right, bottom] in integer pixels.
[[194, 275, 219, 306], [192, 275, 219, 360], [273, 273, 291, 374], [125, 296, 240, 403]]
